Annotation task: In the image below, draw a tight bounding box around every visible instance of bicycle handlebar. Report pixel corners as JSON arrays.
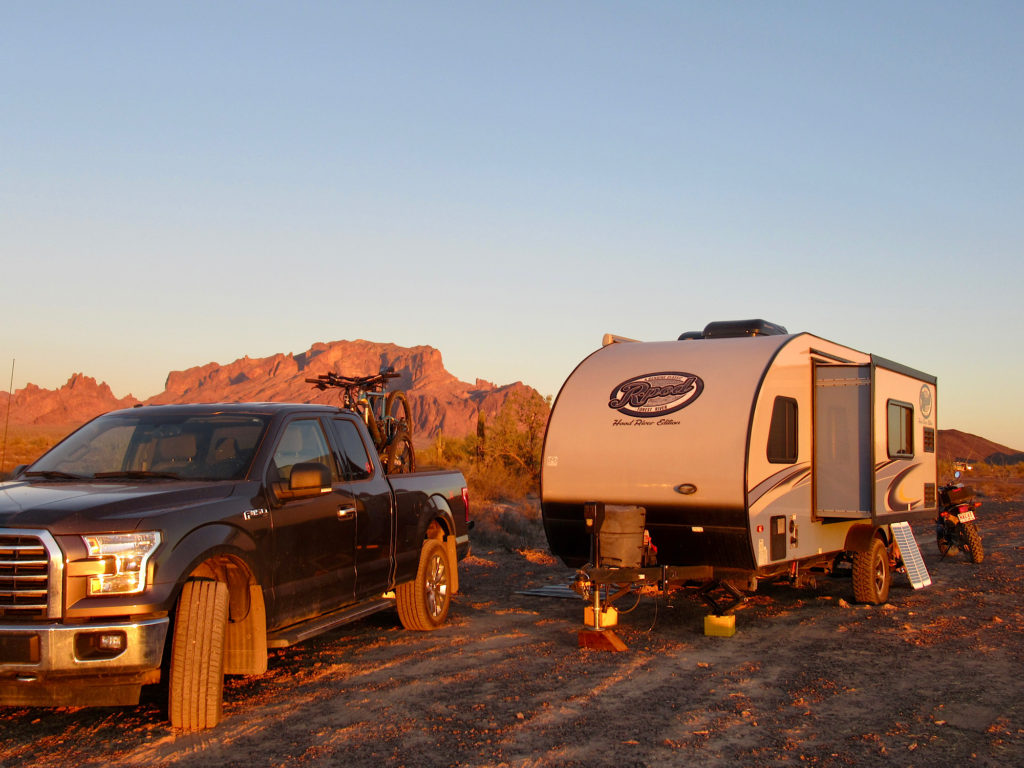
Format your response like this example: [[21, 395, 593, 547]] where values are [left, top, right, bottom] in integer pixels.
[[305, 369, 400, 392]]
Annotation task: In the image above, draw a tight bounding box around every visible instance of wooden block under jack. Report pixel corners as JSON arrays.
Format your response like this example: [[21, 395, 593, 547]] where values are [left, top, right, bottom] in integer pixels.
[[578, 628, 628, 651]]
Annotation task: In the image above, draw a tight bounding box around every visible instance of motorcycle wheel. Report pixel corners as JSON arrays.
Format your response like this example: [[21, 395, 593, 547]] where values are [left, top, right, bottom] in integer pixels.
[[963, 522, 984, 564]]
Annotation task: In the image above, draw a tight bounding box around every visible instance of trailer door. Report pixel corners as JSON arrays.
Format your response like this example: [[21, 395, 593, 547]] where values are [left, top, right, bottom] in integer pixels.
[[814, 364, 871, 518]]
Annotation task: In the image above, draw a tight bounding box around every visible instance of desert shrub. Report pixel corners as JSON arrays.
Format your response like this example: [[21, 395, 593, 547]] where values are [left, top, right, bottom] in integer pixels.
[[469, 498, 547, 552], [418, 391, 550, 505], [0, 429, 66, 478]]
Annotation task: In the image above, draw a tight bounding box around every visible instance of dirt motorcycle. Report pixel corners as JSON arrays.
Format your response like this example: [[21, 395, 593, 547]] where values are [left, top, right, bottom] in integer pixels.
[[936, 471, 984, 563]]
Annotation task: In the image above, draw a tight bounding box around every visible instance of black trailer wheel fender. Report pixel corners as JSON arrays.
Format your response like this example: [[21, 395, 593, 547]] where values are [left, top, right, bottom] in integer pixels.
[[843, 523, 890, 554]]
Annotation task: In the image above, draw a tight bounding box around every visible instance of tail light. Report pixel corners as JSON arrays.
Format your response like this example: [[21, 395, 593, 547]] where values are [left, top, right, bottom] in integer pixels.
[[957, 504, 969, 514], [462, 487, 470, 523]]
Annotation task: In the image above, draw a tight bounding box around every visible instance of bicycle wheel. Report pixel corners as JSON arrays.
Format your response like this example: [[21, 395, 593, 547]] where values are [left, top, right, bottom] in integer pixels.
[[384, 428, 415, 474], [385, 390, 413, 436]]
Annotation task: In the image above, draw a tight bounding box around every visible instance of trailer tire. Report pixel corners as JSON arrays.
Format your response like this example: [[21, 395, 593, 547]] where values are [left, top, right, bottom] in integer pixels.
[[852, 537, 891, 605], [396, 539, 451, 630], [964, 523, 984, 564], [169, 579, 229, 731]]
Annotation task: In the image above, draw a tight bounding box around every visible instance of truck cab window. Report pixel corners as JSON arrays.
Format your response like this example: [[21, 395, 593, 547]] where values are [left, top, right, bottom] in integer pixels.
[[767, 396, 798, 464], [331, 419, 373, 481], [272, 419, 337, 482]]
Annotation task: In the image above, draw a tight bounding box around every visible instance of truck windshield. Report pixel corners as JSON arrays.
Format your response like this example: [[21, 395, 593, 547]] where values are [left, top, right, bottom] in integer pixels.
[[27, 413, 270, 481]]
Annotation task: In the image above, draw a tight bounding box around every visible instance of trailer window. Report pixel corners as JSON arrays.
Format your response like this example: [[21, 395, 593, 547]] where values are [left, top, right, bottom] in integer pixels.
[[887, 401, 914, 459], [767, 396, 798, 464]]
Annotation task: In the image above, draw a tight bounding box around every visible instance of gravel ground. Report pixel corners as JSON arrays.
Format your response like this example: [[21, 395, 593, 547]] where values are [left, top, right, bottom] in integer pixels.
[[1, 501, 1022, 768]]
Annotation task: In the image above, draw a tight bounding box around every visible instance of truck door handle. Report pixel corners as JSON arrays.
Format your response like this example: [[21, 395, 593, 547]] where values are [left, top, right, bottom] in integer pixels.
[[337, 506, 356, 520]]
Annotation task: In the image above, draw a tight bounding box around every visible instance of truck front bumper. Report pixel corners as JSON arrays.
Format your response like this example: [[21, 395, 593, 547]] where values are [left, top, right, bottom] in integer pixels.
[[0, 617, 168, 706]]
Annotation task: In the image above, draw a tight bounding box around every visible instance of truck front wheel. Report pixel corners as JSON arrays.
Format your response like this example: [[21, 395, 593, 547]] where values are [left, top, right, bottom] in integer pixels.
[[396, 539, 451, 630], [169, 579, 229, 730], [852, 537, 891, 605]]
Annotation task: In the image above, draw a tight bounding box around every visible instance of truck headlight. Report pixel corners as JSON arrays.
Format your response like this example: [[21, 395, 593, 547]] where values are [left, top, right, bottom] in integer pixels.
[[82, 532, 161, 595]]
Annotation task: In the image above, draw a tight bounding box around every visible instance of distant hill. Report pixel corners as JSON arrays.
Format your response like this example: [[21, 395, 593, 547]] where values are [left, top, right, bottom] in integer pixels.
[[0, 339, 537, 440], [2, 350, 1020, 468], [938, 429, 1024, 467]]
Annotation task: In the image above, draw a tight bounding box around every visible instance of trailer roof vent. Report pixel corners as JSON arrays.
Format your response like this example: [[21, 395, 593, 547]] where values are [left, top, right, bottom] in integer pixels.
[[699, 319, 788, 339]]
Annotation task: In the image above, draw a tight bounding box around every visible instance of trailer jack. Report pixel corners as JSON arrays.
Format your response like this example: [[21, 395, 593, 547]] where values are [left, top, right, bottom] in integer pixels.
[[696, 579, 745, 615]]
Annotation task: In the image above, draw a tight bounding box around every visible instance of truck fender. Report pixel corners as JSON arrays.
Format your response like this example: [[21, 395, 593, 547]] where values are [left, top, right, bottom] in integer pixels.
[[843, 523, 889, 554], [162, 524, 268, 676]]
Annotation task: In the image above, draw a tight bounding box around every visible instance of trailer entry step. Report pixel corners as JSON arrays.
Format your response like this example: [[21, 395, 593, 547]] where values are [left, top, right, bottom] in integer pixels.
[[891, 522, 932, 589]]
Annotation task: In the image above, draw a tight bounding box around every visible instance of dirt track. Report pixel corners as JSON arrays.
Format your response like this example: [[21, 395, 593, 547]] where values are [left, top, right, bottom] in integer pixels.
[[2, 502, 1022, 767]]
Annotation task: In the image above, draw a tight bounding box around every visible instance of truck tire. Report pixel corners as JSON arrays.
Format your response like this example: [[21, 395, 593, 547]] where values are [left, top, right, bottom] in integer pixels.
[[169, 579, 229, 730], [852, 537, 891, 605], [384, 429, 415, 474], [964, 523, 984, 564], [396, 539, 451, 630]]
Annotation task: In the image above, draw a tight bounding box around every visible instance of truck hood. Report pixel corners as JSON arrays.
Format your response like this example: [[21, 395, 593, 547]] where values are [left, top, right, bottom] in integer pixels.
[[0, 479, 237, 533]]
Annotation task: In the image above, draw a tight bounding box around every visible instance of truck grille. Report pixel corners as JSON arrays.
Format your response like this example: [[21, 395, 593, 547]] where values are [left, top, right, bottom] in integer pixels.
[[0, 534, 50, 619]]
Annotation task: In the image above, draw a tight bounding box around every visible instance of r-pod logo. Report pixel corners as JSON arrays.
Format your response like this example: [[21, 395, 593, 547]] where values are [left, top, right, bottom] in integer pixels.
[[608, 372, 704, 418]]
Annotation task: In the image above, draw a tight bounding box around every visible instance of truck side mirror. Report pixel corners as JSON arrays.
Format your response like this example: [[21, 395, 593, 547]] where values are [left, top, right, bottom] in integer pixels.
[[274, 462, 332, 501]]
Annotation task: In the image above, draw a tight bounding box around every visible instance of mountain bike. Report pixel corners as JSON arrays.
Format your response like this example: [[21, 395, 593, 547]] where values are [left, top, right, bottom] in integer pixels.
[[306, 368, 415, 474]]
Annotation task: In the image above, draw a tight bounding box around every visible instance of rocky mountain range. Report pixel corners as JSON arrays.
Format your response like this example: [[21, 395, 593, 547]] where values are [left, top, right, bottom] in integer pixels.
[[0, 340, 538, 439], [1, 341, 1020, 468]]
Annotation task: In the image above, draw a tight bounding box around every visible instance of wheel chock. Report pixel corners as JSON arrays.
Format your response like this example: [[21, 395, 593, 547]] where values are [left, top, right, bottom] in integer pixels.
[[703, 614, 736, 637], [578, 627, 628, 651]]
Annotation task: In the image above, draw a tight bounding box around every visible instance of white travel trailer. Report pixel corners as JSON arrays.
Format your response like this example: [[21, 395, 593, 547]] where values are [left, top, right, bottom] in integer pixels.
[[541, 320, 937, 614]]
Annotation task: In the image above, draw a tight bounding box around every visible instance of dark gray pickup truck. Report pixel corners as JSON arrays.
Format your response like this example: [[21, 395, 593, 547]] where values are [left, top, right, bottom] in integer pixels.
[[0, 402, 470, 729]]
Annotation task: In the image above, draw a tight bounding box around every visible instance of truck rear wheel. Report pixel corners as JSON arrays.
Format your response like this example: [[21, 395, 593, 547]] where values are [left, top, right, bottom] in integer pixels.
[[169, 579, 229, 730], [396, 539, 451, 630], [852, 537, 891, 605]]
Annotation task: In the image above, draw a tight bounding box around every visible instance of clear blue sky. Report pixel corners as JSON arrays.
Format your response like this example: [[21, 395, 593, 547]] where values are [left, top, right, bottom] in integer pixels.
[[2, 2, 1022, 449]]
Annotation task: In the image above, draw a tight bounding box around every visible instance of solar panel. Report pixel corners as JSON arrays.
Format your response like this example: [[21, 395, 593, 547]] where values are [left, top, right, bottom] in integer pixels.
[[891, 521, 932, 589]]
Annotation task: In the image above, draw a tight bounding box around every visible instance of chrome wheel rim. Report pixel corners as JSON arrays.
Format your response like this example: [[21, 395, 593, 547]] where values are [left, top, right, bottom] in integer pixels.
[[425, 553, 448, 618]]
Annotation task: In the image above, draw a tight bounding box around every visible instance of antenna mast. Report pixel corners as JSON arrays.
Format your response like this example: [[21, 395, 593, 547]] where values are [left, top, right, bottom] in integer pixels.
[[1, 359, 13, 475]]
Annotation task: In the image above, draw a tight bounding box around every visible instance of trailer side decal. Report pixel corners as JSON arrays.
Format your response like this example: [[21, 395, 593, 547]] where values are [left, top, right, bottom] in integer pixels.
[[747, 464, 811, 508], [607, 372, 704, 418]]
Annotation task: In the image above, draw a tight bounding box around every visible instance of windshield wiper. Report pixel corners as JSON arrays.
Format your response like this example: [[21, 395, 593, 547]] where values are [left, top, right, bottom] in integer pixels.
[[93, 470, 182, 480], [24, 470, 90, 480]]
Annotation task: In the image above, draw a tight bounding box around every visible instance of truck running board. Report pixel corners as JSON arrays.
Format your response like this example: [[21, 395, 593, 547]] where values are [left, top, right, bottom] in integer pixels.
[[266, 596, 395, 649]]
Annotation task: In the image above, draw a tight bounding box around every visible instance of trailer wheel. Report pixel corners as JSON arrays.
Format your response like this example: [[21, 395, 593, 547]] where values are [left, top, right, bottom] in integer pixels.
[[169, 579, 229, 731], [963, 523, 984, 564], [396, 539, 451, 630], [852, 537, 891, 604]]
